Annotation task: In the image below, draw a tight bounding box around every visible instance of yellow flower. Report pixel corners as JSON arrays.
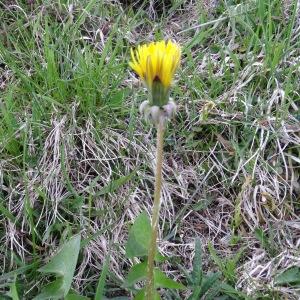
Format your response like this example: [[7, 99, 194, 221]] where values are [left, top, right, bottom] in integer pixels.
[[129, 40, 181, 106]]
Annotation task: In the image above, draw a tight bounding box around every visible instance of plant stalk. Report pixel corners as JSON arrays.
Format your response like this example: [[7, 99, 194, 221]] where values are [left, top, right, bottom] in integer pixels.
[[146, 120, 165, 300]]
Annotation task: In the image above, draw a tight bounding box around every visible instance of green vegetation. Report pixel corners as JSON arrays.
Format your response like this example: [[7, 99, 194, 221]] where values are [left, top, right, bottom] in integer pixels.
[[0, 0, 299, 299]]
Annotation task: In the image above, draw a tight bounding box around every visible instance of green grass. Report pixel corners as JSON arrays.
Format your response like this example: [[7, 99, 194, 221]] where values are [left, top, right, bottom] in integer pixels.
[[0, 0, 300, 299]]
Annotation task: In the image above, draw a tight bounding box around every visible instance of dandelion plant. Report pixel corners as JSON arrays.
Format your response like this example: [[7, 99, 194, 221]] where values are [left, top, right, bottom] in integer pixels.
[[129, 40, 181, 299]]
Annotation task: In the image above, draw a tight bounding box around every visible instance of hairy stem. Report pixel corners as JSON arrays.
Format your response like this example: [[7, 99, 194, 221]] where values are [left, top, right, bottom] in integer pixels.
[[145, 120, 165, 300]]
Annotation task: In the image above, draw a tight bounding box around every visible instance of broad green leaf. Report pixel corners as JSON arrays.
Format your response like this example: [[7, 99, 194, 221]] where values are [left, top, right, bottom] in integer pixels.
[[38, 235, 81, 275], [65, 291, 90, 300], [177, 264, 193, 285], [134, 288, 160, 300], [33, 235, 81, 299], [187, 285, 202, 300], [33, 278, 64, 300], [154, 251, 168, 263], [154, 269, 185, 289], [207, 242, 223, 272], [199, 272, 220, 298], [125, 232, 147, 258], [125, 212, 151, 258], [219, 283, 249, 299], [107, 298, 130, 300], [6, 276, 19, 300], [187, 238, 204, 300], [123, 262, 147, 287], [275, 267, 300, 286], [95, 255, 110, 300], [65, 296, 90, 300], [191, 238, 203, 286]]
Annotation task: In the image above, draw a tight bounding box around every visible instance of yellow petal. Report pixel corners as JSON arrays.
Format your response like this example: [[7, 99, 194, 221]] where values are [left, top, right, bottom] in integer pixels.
[[129, 40, 181, 89]]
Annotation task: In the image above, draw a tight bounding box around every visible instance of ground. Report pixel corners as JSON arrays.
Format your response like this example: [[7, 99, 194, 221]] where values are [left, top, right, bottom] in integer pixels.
[[0, 0, 300, 299]]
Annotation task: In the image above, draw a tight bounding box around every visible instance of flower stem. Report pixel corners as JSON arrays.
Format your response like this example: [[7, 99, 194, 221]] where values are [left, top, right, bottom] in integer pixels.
[[146, 120, 165, 300]]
